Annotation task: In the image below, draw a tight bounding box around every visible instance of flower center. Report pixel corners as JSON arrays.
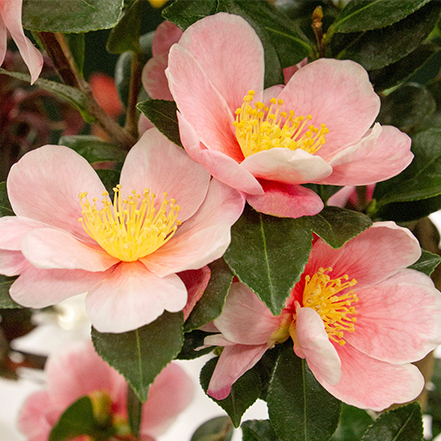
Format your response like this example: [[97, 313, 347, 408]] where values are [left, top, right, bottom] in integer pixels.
[[233, 90, 328, 158], [78, 185, 181, 262], [303, 267, 358, 346]]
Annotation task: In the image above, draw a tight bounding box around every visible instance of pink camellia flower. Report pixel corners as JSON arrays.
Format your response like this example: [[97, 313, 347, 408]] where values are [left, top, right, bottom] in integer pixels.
[[0, 127, 244, 333], [0, 0, 43, 84], [166, 13, 413, 219], [204, 222, 441, 410], [18, 342, 194, 441]]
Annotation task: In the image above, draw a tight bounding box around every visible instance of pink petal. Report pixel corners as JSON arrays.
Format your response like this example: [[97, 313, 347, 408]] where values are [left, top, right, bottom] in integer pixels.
[[295, 306, 342, 385], [21, 228, 118, 271], [7, 145, 107, 243], [152, 21, 183, 56], [207, 344, 268, 400], [85, 261, 187, 333], [167, 45, 241, 160], [178, 113, 263, 195], [0, 216, 47, 250], [241, 148, 332, 184], [180, 266, 211, 320], [279, 59, 380, 156], [345, 269, 441, 363], [10, 265, 106, 308], [175, 13, 264, 115], [138, 113, 154, 136], [320, 125, 413, 186], [141, 179, 245, 277], [143, 53, 174, 101], [246, 181, 324, 218], [306, 222, 421, 290], [119, 128, 211, 222], [327, 186, 355, 208], [0, 0, 43, 83], [0, 249, 28, 276], [141, 362, 194, 437], [214, 282, 280, 345], [0, 16, 7, 66], [325, 343, 424, 411], [282, 58, 308, 84]]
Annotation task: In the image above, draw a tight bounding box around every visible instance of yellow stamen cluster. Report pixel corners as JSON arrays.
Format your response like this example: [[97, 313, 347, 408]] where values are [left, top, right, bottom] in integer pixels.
[[303, 267, 358, 346], [78, 185, 181, 262], [233, 90, 328, 158]]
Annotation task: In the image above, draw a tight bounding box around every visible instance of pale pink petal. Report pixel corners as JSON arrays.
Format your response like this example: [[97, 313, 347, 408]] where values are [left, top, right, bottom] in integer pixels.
[[213, 282, 280, 345], [85, 261, 187, 333], [0, 216, 47, 250], [0, 15, 7, 66], [141, 363, 194, 437], [306, 222, 421, 290], [207, 344, 268, 400], [325, 344, 424, 410], [345, 269, 441, 363], [167, 45, 241, 160], [0, 0, 43, 83], [21, 228, 118, 271], [175, 12, 264, 114], [246, 181, 324, 218], [327, 186, 355, 208], [138, 113, 154, 136], [241, 148, 332, 184], [282, 58, 308, 84], [152, 21, 183, 56], [320, 125, 413, 185], [178, 113, 263, 195], [0, 249, 28, 275], [279, 59, 380, 156], [180, 266, 211, 320], [10, 265, 105, 308], [141, 179, 245, 277], [203, 334, 238, 347], [119, 128, 211, 222], [263, 85, 284, 102], [7, 145, 107, 243], [143, 53, 174, 101], [295, 307, 341, 385]]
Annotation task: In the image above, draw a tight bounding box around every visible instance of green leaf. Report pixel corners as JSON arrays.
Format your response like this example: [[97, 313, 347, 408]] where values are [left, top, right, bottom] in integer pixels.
[[95, 169, 121, 200], [22, 0, 123, 33], [200, 357, 262, 428], [360, 402, 423, 441], [0, 275, 21, 309], [267, 344, 341, 441], [374, 128, 441, 206], [107, 0, 142, 54], [408, 249, 441, 276], [331, 404, 373, 441], [92, 311, 184, 402], [224, 205, 312, 316], [377, 84, 436, 133], [311, 207, 372, 249], [427, 358, 441, 435], [162, 0, 218, 30], [64, 33, 85, 77], [334, 1, 441, 70], [184, 259, 233, 332], [137, 99, 182, 147], [191, 416, 234, 441], [176, 330, 214, 360], [59, 135, 127, 164], [127, 385, 142, 438], [0, 182, 13, 217], [329, 0, 431, 34], [0, 68, 94, 123], [242, 420, 280, 441]]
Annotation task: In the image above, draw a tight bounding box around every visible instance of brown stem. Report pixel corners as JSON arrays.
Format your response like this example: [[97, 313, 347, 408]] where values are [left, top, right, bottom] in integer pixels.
[[124, 52, 143, 138], [312, 6, 326, 58], [356, 185, 367, 210]]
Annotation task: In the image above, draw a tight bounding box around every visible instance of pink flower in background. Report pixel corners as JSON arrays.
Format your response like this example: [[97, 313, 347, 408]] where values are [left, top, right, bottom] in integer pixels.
[[166, 13, 413, 219], [0, 127, 244, 333], [0, 0, 43, 84], [204, 222, 441, 410], [18, 342, 194, 441]]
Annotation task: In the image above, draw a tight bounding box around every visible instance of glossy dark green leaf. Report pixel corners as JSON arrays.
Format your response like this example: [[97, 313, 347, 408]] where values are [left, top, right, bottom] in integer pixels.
[[22, 0, 123, 33], [360, 402, 423, 441], [0, 275, 20, 309], [224, 205, 312, 316], [267, 344, 341, 441], [329, 0, 431, 34], [190, 416, 234, 441], [162, 0, 218, 30], [200, 357, 262, 428], [92, 311, 183, 402], [59, 135, 126, 164], [311, 207, 372, 249], [184, 259, 233, 332], [242, 420, 279, 441], [176, 330, 214, 360], [374, 128, 441, 206], [408, 249, 441, 276], [0, 182, 13, 217], [377, 84, 436, 133], [64, 33, 85, 77], [331, 404, 373, 441], [335, 2, 441, 70], [137, 99, 182, 147]]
